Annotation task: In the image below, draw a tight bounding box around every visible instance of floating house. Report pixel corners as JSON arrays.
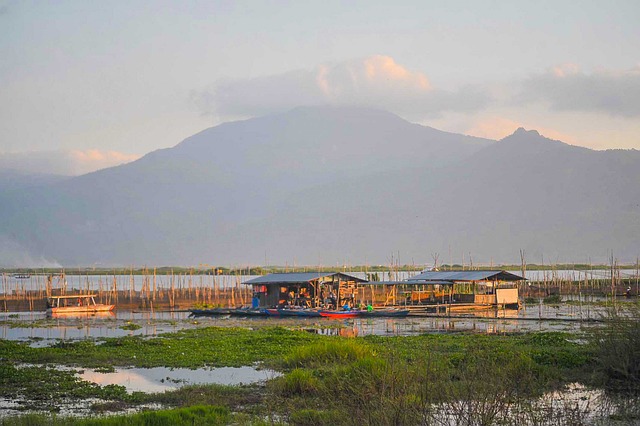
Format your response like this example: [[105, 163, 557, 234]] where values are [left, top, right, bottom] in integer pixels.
[[245, 270, 524, 310], [245, 272, 368, 308], [358, 270, 524, 309]]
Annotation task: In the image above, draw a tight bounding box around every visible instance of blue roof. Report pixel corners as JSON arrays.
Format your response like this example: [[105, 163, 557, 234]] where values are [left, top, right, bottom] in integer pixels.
[[245, 272, 367, 285], [407, 270, 524, 282]]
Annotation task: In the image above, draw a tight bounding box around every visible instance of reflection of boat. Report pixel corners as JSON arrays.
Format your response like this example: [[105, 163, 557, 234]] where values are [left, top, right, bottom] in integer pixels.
[[319, 310, 361, 318], [51, 311, 116, 319], [360, 309, 410, 318], [46, 294, 115, 315], [189, 308, 232, 316]]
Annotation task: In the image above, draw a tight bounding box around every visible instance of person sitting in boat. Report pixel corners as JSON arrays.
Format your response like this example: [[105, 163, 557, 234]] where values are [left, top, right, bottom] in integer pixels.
[[342, 303, 351, 311], [367, 304, 373, 312]]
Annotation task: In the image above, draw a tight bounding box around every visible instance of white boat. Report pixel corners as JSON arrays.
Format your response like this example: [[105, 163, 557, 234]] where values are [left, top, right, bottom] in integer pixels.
[[46, 294, 115, 315]]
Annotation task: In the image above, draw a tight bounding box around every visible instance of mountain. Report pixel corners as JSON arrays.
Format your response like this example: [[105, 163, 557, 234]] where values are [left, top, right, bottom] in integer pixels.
[[0, 106, 493, 266], [1, 107, 638, 267], [243, 127, 640, 264], [0, 169, 68, 193]]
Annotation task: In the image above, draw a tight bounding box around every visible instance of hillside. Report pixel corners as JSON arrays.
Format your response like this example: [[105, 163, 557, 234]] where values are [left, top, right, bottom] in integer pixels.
[[239, 127, 640, 264], [0, 106, 492, 266], [1, 107, 638, 266]]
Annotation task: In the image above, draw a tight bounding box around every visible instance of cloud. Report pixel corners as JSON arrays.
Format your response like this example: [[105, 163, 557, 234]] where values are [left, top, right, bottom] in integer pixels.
[[518, 65, 640, 117], [0, 150, 140, 176], [192, 56, 490, 120]]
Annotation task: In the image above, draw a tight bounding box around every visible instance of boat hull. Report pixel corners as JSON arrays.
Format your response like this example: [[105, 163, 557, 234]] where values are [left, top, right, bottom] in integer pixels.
[[277, 308, 321, 317]]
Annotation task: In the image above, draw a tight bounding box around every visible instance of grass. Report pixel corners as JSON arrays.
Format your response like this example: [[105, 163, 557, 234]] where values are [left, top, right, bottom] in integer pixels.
[[3, 320, 639, 425], [1, 406, 231, 426]]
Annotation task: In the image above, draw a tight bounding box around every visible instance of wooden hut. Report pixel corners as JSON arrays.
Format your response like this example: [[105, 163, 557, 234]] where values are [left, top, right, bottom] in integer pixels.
[[405, 270, 524, 308], [244, 272, 368, 308], [357, 270, 524, 309]]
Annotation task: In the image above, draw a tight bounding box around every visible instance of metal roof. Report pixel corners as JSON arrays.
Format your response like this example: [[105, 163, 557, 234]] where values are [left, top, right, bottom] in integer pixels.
[[245, 272, 367, 285], [407, 270, 525, 282], [359, 280, 454, 286]]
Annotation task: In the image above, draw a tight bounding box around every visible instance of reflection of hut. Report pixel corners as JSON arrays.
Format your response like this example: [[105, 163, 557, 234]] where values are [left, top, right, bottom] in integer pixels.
[[405, 270, 524, 308], [245, 272, 368, 308]]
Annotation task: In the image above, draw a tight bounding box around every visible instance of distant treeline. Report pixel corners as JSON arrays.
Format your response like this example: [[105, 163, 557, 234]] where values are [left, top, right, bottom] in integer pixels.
[[2, 262, 638, 276]]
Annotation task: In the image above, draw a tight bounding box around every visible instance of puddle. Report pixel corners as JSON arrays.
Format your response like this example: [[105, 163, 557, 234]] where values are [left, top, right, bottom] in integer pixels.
[[78, 366, 280, 393]]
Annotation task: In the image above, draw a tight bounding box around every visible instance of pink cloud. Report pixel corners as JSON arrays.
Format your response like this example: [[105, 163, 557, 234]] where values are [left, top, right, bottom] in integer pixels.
[[194, 55, 487, 119], [0, 150, 140, 176]]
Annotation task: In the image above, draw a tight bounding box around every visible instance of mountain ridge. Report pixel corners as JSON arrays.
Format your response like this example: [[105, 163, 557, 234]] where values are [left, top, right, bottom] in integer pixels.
[[0, 106, 638, 266]]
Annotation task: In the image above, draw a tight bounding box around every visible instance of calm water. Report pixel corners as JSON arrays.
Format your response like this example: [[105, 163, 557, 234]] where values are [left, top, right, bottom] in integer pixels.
[[78, 366, 280, 392], [0, 299, 609, 343]]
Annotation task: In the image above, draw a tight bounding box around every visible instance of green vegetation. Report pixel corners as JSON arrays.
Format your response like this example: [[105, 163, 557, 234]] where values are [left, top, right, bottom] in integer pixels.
[[590, 302, 640, 393], [0, 406, 231, 426], [3, 261, 639, 276], [542, 294, 563, 305], [2, 317, 640, 425], [119, 322, 142, 331]]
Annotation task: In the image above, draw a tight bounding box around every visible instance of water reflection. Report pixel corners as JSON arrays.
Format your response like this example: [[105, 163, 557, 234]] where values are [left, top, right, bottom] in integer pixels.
[[0, 300, 612, 343], [79, 366, 280, 393]]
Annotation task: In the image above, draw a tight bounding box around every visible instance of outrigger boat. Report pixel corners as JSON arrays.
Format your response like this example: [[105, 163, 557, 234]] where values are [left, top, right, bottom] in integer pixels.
[[189, 308, 233, 316], [46, 294, 115, 315]]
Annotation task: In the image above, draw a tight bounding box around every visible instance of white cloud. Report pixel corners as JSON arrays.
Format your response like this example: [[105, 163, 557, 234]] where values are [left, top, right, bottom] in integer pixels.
[[0, 150, 140, 176], [518, 65, 640, 117], [192, 55, 490, 120]]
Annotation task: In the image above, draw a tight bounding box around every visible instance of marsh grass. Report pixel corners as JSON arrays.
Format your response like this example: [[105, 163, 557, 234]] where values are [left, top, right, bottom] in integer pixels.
[[5, 325, 638, 425], [590, 302, 640, 394], [281, 339, 373, 369], [1, 406, 230, 426]]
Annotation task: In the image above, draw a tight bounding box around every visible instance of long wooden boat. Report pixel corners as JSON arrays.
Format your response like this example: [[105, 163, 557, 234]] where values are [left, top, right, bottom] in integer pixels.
[[189, 308, 232, 316], [277, 308, 322, 317], [229, 308, 269, 316], [264, 308, 321, 317], [46, 294, 115, 315], [319, 310, 361, 318]]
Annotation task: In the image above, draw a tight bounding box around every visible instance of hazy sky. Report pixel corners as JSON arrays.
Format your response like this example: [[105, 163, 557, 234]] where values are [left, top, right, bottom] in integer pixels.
[[1, 0, 639, 173]]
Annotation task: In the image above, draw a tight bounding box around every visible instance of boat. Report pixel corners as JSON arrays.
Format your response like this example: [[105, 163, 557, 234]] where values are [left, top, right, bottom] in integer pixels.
[[263, 308, 321, 317], [359, 309, 410, 318], [318, 310, 361, 318], [277, 308, 321, 317], [46, 294, 115, 315], [228, 308, 269, 316]]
